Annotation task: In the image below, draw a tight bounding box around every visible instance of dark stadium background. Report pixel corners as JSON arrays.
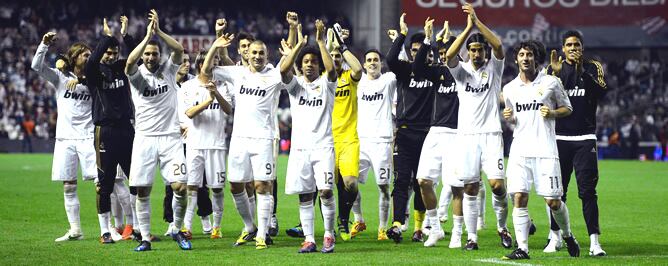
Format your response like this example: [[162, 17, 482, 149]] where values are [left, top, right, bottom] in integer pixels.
[[0, 0, 666, 161]]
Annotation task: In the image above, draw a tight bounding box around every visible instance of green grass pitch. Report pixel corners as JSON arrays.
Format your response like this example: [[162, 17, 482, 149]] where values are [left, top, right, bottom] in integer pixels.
[[1, 154, 667, 265]]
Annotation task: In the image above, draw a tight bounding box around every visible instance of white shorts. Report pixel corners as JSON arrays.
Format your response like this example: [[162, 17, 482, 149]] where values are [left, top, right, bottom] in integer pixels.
[[455, 132, 505, 184], [506, 156, 563, 198], [285, 147, 335, 194], [228, 137, 276, 183], [359, 141, 393, 185], [186, 149, 227, 189], [129, 134, 186, 187], [416, 130, 462, 187], [51, 138, 97, 181], [115, 164, 127, 180]]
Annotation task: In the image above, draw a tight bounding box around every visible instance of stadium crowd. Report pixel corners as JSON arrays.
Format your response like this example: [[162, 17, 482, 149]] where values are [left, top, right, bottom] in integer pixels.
[[0, 1, 666, 160]]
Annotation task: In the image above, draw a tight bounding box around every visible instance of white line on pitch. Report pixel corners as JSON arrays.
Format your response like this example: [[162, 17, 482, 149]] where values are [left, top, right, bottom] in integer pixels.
[[475, 258, 538, 266]]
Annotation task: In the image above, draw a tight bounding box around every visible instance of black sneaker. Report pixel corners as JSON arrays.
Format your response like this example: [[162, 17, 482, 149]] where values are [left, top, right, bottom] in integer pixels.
[[498, 229, 513, 249], [412, 230, 424, 242], [132, 230, 142, 242], [338, 219, 351, 241], [268, 215, 279, 237], [172, 231, 192, 250], [563, 235, 581, 257], [134, 240, 152, 252], [529, 220, 537, 235], [465, 239, 479, 251], [503, 248, 530, 260], [99, 232, 115, 244], [266, 234, 274, 245], [285, 224, 304, 238], [386, 226, 403, 243]]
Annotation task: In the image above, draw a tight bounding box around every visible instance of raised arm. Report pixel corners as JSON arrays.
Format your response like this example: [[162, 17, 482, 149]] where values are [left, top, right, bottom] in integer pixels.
[[286, 12, 299, 48], [280, 23, 307, 83], [31, 32, 60, 85], [125, 19, 155, 75], [331, 24, 362, 80], [316, 20, 336, 82], [386, 13, 411, 75], [150, 9, 184, 65], [202, 34, 235, 80], [464, 3, 503, 59], [413, 18, 435, 80], [446, 12, 473, 68], [215, 19, 235, 66]]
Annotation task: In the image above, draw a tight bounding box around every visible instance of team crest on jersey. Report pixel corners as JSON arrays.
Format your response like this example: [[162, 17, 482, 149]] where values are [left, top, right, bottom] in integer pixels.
[[313, 86, 321, 93], [537, 86, 545, 96], [481, 72, 488, 79], [440, 75, 445, 80]]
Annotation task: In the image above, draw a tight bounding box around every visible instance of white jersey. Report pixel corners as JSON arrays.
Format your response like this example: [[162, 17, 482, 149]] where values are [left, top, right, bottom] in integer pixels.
[[449, 53, 504, 134], [357, 72, 397, 141], [31, 43, 93, 139], [503, 72, 572, 158], [180, 78, 232, 149], [288, 75, 336, 149], [128, 58, 180, 136], [213, 65, 294, 139]]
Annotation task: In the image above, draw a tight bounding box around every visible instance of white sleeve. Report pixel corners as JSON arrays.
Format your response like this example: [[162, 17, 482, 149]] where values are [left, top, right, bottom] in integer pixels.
[[31, 43, 61, 87], [212, 66, 239, 83], [490, 52, 505, 78], [164, 56, 181, 88], [447, 62, 466, 82], [325, 77, 337, 96], [503, 86, 513, 111], [553, 79, 572, 111], [128, 69, 148, 92], [283, 75, 299, 95]]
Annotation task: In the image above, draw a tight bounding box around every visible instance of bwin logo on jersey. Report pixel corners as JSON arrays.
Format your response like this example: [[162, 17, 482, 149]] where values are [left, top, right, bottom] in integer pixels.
[[142, 84, 169, 97], [361, 92, 383, 101], [464, 82, 489, 93], [103, 79, 125, 90], [194, 101, 220, 110], [438, 83, 456, 94], [336, 89, 350, 97], [568, 86, 585, 97], [63, 90, 91, 101], [516, 100, 544, 112], [240, 86, 267, 97], [298, 96, 323, 106], [409, 78, 433, 89]]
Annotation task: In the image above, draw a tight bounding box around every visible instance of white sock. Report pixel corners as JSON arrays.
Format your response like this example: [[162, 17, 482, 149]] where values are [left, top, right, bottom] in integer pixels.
[[248, 194, 257, 224], [320, 196, 336, 236], [550, 229, 562, 241], [232, 192, 255, 232], [98, 212, 111, 235], [130, 194, 139, 228], [352, 192, 363, 223], [512, 207, 530, 252], [212, 191, 224, 228], [551, 201, 572, 237], [478, 182, 486, 220], [452, 215, 464, 236], [300, 199, 315, 243], [110, 193, 123, 228], [426, 209, 441, 231], [437, 185, 452, 220], [590, 234, 600, 247], [405, 189, 413, 221], [378, 189, 390, 229], [172, 192, 187, 234], [63, 183, 80, 231], [256, 193, 273, 240], [492, 192, 508, 231], [545, 204, 553, 239], [136, 196, 151, 241], [184, 190, 198, 231], [463, 194, 479, 242], [114, 180, 132, 226]]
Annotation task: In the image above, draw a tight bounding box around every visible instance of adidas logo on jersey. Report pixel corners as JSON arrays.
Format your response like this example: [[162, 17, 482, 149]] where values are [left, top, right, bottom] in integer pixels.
[[103, 78, 125, 90], [335, 89, 350, 97], [240, 85, 267, 97], [298, 96, 323, 106], [361, 92, 383, 101], [464, 82, 489, 93], [142, 84, 169, 97], [567, 86, 585, 97], [409, 78, 433, 89], [63, 90, 91, 101], [437, 83, 456, 94], [515, 100, 544, 112]]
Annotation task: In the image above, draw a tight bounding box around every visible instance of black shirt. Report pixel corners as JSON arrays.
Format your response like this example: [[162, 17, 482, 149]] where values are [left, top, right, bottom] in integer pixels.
[[547, 59, 607, 136], [386, 34, 434, 129], [84, 35, 135, 127], [412, 42, 458, 129]]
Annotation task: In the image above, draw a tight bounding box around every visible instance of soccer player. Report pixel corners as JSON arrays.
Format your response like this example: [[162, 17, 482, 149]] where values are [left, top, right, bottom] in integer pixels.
[[31, 32, 95, 242], [204, 26, 295, 251], [501, 40, 580, 260], [385, 13, 435, 243], [182, 49, 233, 240], [124, 10, 190, 252], [355, 48, 397, 241], [545, 30, 608, 256], [282, 21, 339, 253], [326, 23, 364, 241], [445, 4, 511, 250], [412, 18, 459, 247]]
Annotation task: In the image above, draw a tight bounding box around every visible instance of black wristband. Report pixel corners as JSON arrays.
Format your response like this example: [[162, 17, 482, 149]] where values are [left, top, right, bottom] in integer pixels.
[[340, 44, 349, 53]]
